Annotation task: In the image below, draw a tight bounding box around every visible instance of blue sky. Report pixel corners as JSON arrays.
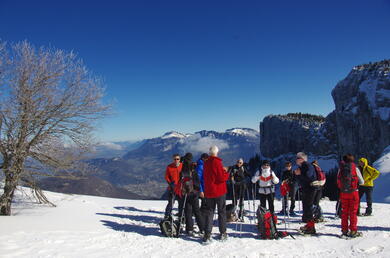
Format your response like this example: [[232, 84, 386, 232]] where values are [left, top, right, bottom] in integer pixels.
[[1, 0, 390, 141]]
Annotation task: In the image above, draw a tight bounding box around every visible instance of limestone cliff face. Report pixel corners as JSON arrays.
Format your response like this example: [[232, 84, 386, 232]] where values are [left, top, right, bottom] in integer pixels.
[[331, 60, 390, 162], [260, 60, 390, 163], [260, 113, 335, 158]]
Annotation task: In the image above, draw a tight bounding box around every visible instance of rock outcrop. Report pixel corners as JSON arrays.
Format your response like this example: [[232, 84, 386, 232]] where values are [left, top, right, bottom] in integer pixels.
[[260, 60, 390, 164]]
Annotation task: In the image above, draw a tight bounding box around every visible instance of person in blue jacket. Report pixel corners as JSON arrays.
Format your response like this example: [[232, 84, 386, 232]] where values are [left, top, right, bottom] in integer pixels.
[[197, 153, 209, 199], [294, 152, 317, 235]]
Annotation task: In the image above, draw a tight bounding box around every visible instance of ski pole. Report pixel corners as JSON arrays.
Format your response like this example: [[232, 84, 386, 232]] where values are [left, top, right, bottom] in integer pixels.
[[246, 188, 252, 224]]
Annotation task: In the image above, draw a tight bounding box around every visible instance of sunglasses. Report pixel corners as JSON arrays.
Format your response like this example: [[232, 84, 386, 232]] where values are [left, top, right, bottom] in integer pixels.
[[296, 157, 302, 160], [174, 158, 180, 160]]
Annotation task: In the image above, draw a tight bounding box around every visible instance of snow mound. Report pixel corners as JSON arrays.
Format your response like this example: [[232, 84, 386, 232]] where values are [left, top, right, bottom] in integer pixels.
[[1, 188, 390, 257], [372, 146, 390, 203]]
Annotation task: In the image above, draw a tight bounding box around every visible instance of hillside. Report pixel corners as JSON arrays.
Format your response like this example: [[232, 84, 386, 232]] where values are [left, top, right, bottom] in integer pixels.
[[0, 188, 389, 257]]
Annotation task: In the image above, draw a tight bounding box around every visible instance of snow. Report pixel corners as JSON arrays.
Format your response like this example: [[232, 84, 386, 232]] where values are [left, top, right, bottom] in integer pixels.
[[359, 80, 390, 121], [1, 188, 390, 257], [226, 128, 259, 138], [161, 131, 189, 139], [372, 145, 390, 203]]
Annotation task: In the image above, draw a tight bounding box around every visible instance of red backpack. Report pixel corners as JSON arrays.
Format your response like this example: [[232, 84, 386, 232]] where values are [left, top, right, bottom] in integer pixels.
[[313, 163, 326, 182], [338, 161, 358, 193]]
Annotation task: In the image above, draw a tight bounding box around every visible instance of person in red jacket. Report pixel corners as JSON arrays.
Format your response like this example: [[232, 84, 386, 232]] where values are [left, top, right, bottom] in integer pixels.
[[164, 153, 183, 218], [338, 154, 364, 238], [202, 145, 230, 244]]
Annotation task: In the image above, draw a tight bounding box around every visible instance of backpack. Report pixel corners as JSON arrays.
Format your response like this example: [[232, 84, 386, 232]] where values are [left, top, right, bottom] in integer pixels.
[[226, 203, 238, 222], [338, 161, 358, 193], [176, 169, 194, 196], [159, 215, 179, 237], [313, 163, 326, 182], [256, 206, 288, 239]]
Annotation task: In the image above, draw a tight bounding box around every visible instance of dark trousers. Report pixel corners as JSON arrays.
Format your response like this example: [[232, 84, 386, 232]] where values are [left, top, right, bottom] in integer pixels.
[[232, 183, 246, 217], [181, 193, 204, 232], [358, 186, 373, 214], [302, 187, 315, 223], [259, 193, 275, 214], [312, 187, 323, 218], [203, 194, 227, 235], [164, 190, 183, 217], [282, 184, 298, 212]]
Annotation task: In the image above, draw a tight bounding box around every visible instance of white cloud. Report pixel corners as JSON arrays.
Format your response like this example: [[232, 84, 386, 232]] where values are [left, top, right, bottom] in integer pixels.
[[98, 142, 123, 151], [180, 134, 229, 154]]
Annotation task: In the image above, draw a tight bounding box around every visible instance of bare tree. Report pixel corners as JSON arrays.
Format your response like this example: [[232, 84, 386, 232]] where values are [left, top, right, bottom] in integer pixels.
[[0, 41, 110, 215]]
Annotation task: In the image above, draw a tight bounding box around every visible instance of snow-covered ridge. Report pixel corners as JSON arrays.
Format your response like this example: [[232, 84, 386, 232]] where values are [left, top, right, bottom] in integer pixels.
[[1, 188, 390, 257], [161, 131, 191, 139]]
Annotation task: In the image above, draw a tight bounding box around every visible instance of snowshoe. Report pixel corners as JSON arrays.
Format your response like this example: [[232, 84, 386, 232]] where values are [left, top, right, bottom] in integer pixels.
[[202, 234, 212, 245], [349, 231, 363, 238], [218, 233, 228, 242]]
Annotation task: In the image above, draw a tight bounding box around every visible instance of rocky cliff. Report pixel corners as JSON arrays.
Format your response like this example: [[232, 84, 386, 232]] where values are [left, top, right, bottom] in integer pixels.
[[331, 60, 390, 162], [260, 60, 390, 164]]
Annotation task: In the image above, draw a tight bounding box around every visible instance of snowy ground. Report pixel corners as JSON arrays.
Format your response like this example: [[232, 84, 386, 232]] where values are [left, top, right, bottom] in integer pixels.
[[0, 189, 390, 258]]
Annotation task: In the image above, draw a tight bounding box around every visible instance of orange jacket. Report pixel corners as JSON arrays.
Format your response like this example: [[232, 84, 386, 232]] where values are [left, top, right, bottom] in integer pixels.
[[165, 162, 182, 190]]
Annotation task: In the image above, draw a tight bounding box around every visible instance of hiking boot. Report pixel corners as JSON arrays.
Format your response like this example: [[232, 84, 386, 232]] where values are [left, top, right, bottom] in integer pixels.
[[202, 233, 212, 244], [349, 231, 363, 238], [340, 230, 349, 239], [300, 226, 316, 235], [186, 230, 195, 237], [219, 232, 228, 241], [289, 211, 297, 216]]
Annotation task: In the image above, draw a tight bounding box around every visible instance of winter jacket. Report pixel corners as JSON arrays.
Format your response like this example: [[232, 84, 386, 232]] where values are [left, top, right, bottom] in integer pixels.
[[203, 156, 230, 198], [251, 168, 279, 194], [359, 158, 380, 187], [196, 159, 205, 193], [281, 169, 297, 186], [165, 162, 183, 190], [297, 161, 316, 190], [229, 165, 250, 185]]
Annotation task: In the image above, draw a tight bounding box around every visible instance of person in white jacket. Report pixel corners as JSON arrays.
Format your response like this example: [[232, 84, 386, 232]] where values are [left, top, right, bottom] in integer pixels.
[[252, 160, 279, 213]]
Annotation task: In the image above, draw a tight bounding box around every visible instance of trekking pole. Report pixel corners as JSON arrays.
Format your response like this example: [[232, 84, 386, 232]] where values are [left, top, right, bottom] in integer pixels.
[[298, 187, 301, 215], [246, 188, 252, 224], [177, 193, 188, 237], [232, 180, 239, 232], [253, 182, 257, 224], [170, 191, 176, 237]]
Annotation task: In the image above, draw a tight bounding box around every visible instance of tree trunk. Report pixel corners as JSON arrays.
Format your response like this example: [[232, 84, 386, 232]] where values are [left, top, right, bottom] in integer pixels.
[[0, 170, 18, 215]]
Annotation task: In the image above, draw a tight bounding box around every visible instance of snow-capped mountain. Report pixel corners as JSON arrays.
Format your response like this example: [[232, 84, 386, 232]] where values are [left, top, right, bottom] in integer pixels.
[[90, 128, 259, 198]]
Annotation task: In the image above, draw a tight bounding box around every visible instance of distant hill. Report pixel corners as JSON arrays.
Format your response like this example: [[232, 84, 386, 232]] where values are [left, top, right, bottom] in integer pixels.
[[90, 128, 260, 198]]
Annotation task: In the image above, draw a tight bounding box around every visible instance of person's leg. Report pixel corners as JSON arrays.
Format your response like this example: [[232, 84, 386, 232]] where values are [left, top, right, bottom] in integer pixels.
[[290, 185, 297, 212], [365, 187, 373, 215], [302, 188, 315, 223], [192, 194, 204, 233], [185, 196, 194, 232], [350, 191, 359, 232], [216, 194, 227, 234], [340, 193, 350, 233], [357, 186, 365, 215], [204, 198, 216, 236], [267, 193, 275, 214], [238, 184, 245, 218], [259, 194, 267, 209], [164, 191, 175, 217]]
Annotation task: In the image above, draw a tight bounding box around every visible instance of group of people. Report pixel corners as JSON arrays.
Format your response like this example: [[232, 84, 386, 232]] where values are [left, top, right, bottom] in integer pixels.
[[163, 146, 380, 243]]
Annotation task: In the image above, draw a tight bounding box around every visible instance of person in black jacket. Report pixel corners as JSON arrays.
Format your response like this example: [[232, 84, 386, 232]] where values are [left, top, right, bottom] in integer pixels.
[[178, 153, 204, 236], [229, 158, 250, 220], [294, 152, 317, 235], [280, 161, 298, 216]]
